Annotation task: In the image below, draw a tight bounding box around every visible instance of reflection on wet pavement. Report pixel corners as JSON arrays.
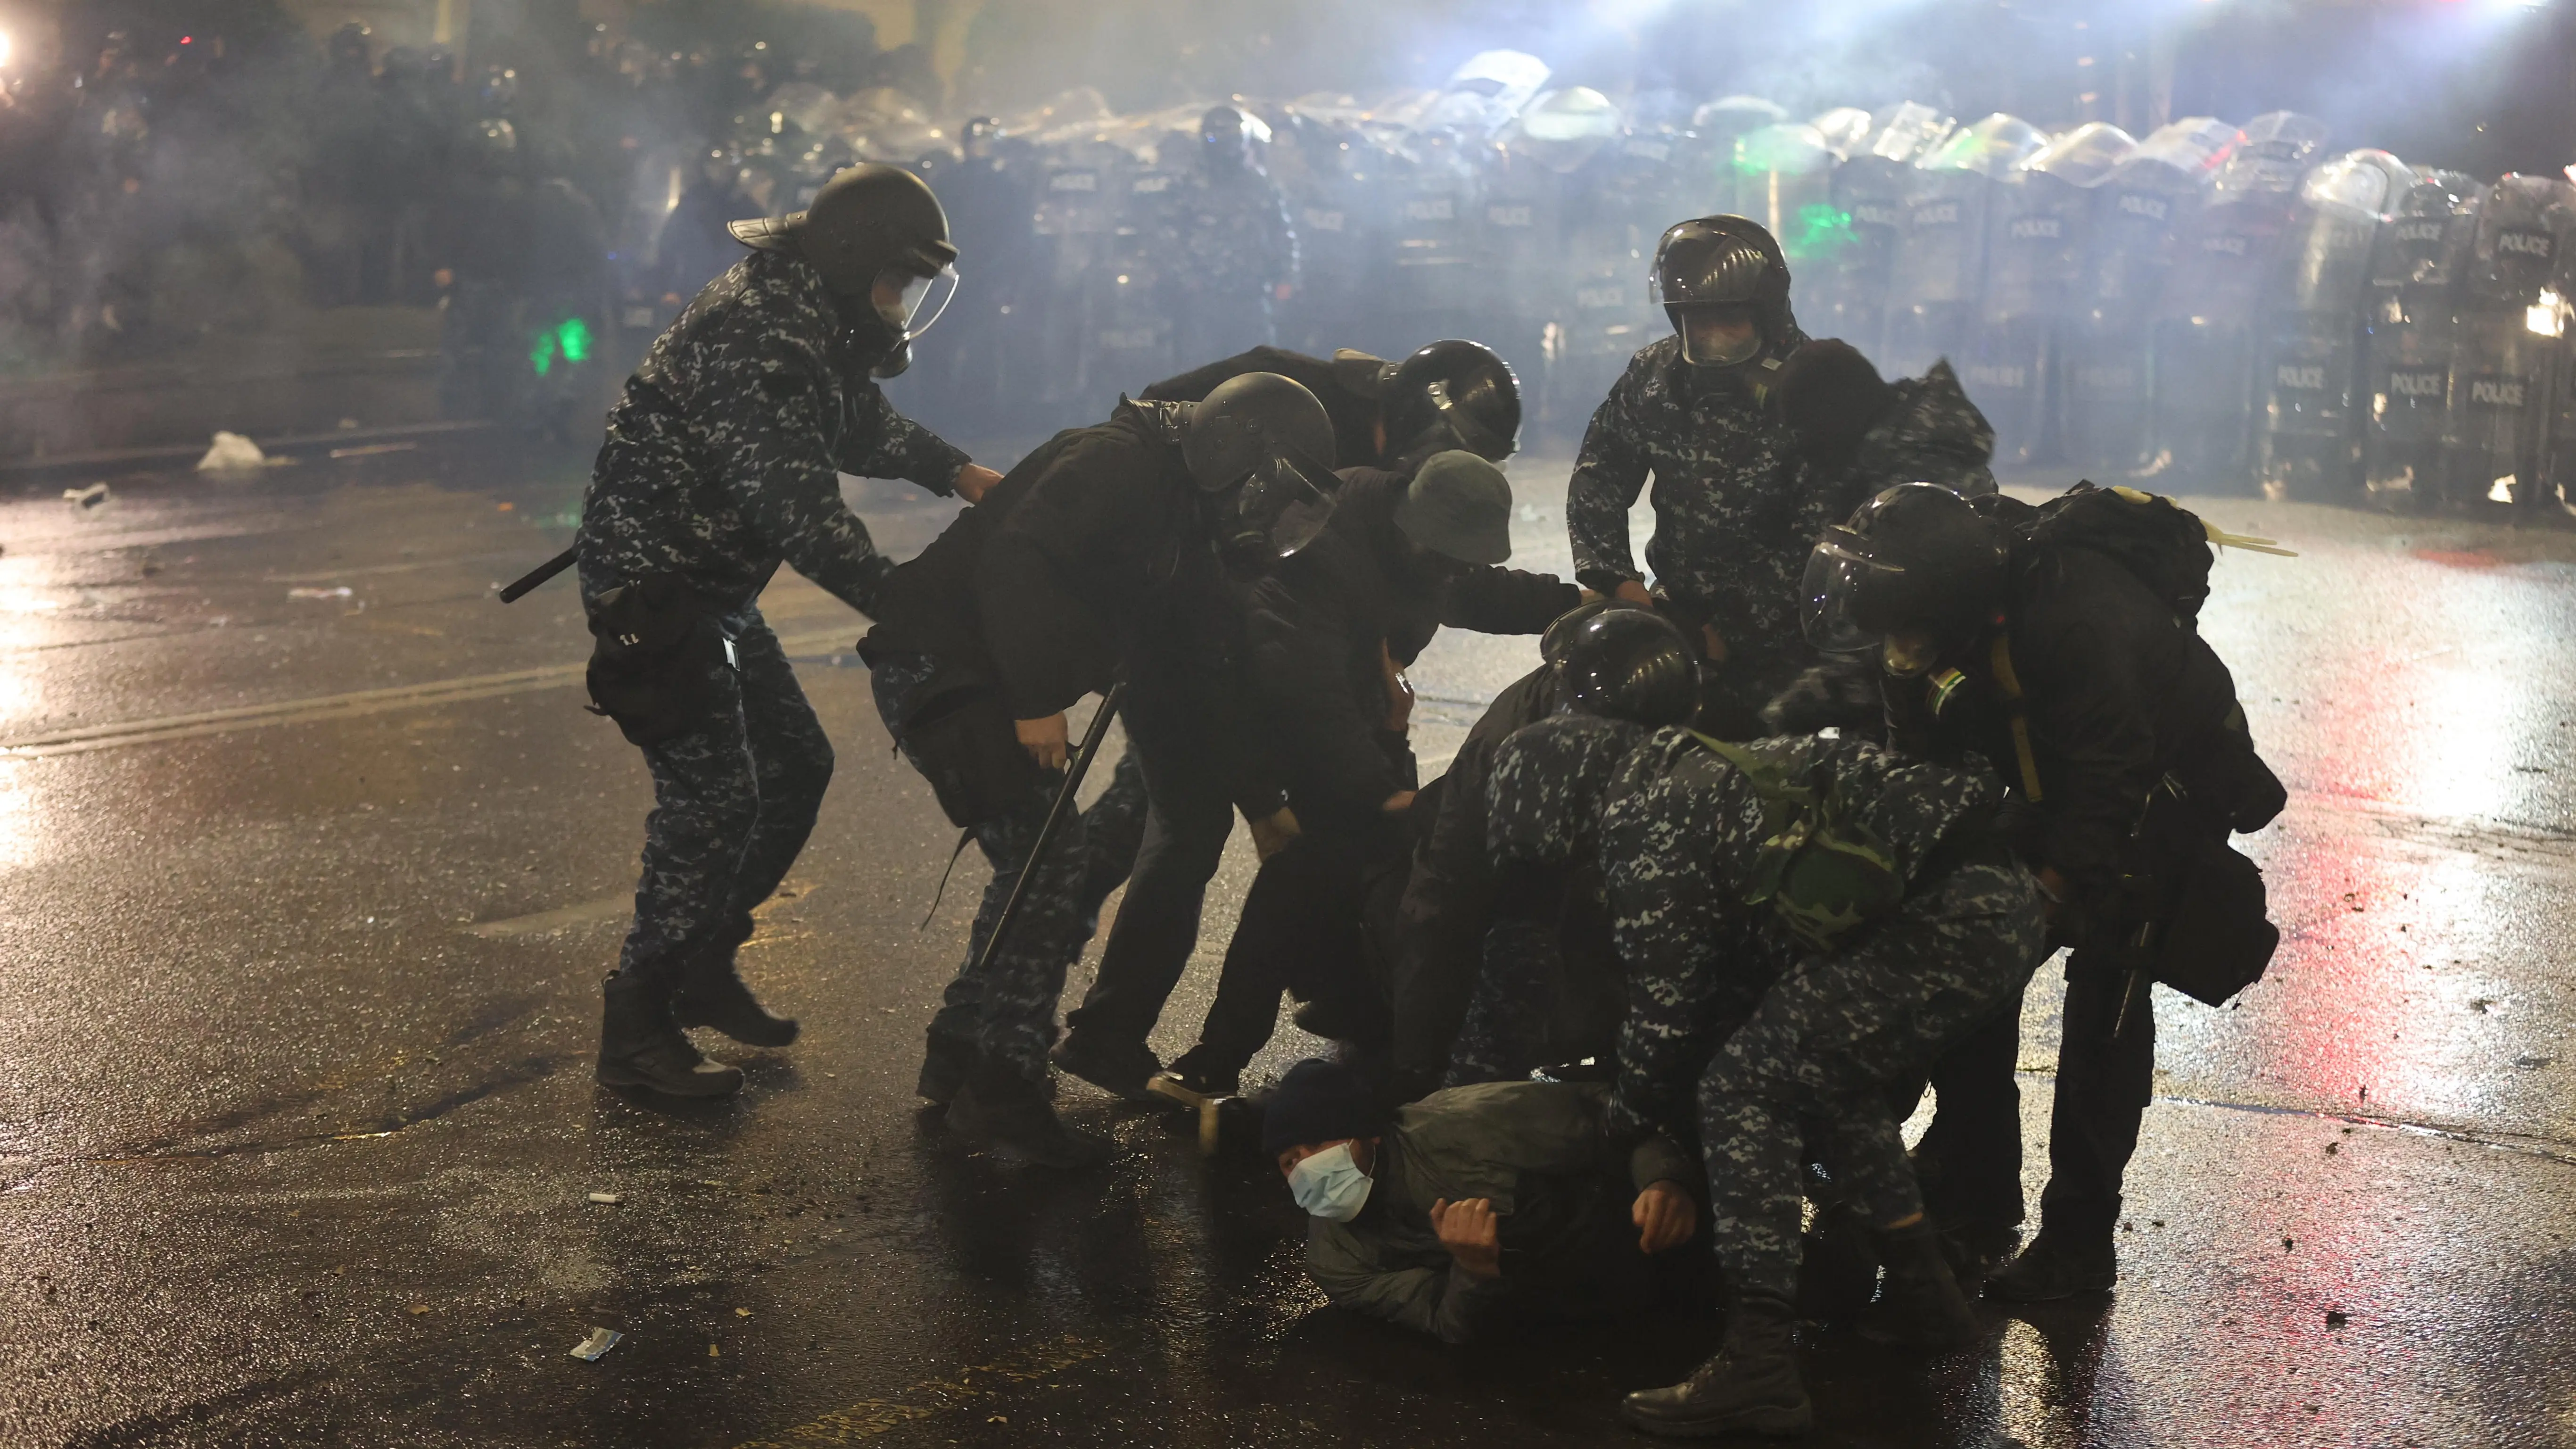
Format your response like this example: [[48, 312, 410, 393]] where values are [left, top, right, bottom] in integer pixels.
[[2, 441, 2576, 1446]]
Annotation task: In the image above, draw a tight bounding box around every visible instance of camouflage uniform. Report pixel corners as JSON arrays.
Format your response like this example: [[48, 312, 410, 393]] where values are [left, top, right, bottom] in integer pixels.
[[870, 654, 1150, 1078], [1565, 335, 1812, 731], [1165, 166, 1299, 364], [578, 247, 969, 992], [1480, 715, 2045, 1303]]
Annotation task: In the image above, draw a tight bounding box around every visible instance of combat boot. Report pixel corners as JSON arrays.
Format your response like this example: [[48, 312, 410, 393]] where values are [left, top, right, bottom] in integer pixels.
[[1985, 1226, 2119, 1302], [1618, 1291, 1812, 1439], [1858, 1220, 1984, 1350], [916, 1031, 979, 1106], [597, 973, 743, 1098], [1048, 1032, 1160, 1101], [947, 1059, 1111, 1169], [670, 930, 799, 1047]]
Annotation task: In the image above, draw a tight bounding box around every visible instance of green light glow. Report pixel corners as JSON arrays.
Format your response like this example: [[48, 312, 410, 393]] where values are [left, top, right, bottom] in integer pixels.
[[1783, 203, 1855, 263], [529, 317, 593, 376]]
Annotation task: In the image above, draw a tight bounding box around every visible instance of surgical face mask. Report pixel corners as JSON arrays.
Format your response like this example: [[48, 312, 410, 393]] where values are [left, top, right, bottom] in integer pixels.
[[1287, 1143, 1374, 1222]]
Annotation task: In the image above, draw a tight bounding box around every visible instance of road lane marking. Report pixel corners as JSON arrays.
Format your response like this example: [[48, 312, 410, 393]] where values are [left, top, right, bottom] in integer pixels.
[[460, 894, 630, 938], [0, 626, 856, 757]]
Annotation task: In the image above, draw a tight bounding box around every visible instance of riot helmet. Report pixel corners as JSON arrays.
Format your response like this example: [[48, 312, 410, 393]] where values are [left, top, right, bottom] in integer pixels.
[[1202, 106, 1254, 174], [1182, 373, 1342, 568], [463, 118, 519, 175], [730, 163, 959, 377], [1382, 339, 1521, 463], [1801, 483, 2008, 674], [1650, 215, 1795, 369], [1551, 607, 1700, 728], [475, 65, 518, 118], [328, 22, 373, 74]]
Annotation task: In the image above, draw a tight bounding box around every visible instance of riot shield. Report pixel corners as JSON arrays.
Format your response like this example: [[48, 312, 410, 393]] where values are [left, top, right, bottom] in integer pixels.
[[1686, 95, 1791, 216], [1097, 155, 1183, 398], [1882, 113, 2045, 381], [2255, 149, 2412, 503], [2445, 174, 2576, 513], [2145, 112, 2328, 493], [1382, 130, 1486, 352], [1030, 140, 1128, 426], [2359, 173, 2480, 509], [1807, 102, 1954, 361], [2062, 116, 2236, 474], [1965, 122, 2137, 466]]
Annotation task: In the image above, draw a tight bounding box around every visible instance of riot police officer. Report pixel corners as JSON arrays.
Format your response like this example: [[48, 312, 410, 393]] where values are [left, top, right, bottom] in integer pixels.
[[1565, 215, 1811, 737], [1141, 339, 1522, 468], [862, 373, 1342, 1162], [1480, 617, 2045, 1439], [1803, 483, 2285, 1296], [578, 164, 1001, 1100], [1165, 106, 1299, 365]]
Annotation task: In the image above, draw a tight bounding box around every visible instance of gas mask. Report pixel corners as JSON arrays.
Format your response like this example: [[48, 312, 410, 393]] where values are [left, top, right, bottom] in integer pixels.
[[856, 264, 959, 380], [1208, 448, 1337, 573], [1287, 1143, 1374, 1222]]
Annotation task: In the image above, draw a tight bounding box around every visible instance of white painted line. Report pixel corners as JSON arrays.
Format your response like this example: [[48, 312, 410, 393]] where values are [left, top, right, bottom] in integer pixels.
[[0, 627, 855, 757]]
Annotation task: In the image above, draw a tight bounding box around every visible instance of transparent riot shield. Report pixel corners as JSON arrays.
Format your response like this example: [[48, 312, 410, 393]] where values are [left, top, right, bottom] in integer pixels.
[[1967, 123, 2137, 466], [2256, 149, 2412, 503], [1882, 113, 2044, 382], [2445, 174, 2576, 513]]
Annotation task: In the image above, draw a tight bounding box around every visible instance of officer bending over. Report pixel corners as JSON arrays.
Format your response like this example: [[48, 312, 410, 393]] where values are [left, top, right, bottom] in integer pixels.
[[863, 373, 1340, 1161], [578, 164, 999, 1099], [1267, 1058, 1702, 1344], [1481, 615, 2046, 1439], [1150, 451, 1577, 1108], [1142, 339, 1522, 470], [1808, 483, 2284, 1297]]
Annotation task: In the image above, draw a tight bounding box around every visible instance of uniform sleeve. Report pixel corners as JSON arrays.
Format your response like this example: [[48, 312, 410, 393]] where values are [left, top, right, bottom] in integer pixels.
[[839, 381, 970, 493], [1304, 1221, 1512, 1344], [1629, 1134, 1698, 1194], [1567, 363, 1651, 595], [1438, 567, 1582, 636], [718, 332, 899, 614]]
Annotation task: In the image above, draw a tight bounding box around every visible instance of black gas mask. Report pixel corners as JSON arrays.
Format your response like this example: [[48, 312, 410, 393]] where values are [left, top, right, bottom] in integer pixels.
[[1181, 371, 1344, 574]]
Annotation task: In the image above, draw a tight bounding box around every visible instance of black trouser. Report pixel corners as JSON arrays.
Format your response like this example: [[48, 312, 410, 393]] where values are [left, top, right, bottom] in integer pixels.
[[1909, 984, 2028, 1229], [1172, 827, 1399, 1085], [1061, 659, 1238, 1053]]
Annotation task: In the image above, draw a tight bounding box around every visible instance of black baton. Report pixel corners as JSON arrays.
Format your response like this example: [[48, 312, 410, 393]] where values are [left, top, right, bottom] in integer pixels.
[[967, 682, 1127, 981], [499, 545, 578, 603]]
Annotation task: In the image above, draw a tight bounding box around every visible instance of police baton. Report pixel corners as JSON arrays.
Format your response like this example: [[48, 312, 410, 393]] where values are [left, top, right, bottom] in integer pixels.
[[498, 545, 578, 604], [967, 682, 1127, 981], [2109, 919, 2157, 1041]]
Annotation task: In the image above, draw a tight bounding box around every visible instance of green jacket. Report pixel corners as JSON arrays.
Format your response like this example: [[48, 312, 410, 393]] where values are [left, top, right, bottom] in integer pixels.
[[1303, 1081, 1696, 1343]]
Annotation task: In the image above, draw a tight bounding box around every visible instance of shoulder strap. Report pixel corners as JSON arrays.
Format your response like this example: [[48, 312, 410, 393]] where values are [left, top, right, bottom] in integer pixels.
[[1987, 632, 2045, 802]]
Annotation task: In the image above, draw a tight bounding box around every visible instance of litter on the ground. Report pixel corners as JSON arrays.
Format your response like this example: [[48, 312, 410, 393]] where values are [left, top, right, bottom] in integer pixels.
[[64, 483, 109, 509], [570, 1327, 623, 1361], [330, 441, 417, 460], [708, 1343, 720, 1358], [586, 1192, 622, 1205], [196, 431, 267, 471], [288, 587, 353, 600]]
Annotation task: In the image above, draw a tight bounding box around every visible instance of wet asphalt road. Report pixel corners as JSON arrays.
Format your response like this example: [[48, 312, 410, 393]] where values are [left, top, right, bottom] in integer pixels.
[[3, 433, 2576, 1448]]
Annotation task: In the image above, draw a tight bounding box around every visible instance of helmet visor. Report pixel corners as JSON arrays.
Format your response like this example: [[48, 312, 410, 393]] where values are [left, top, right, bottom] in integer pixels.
[[1227, 447, 1340, 560], [1799, 534, 1896, 655], [1672, 304, 1762, 366], [877, 265, 959, 339]]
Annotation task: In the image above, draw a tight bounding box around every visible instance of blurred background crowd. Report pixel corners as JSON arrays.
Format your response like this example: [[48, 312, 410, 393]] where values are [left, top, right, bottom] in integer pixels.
[[4, 0, 2576, 507]]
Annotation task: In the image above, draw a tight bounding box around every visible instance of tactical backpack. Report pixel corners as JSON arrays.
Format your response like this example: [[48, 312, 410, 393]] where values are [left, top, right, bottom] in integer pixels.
[[1676, 732, 1906, 952], [1974, 481, 2292, 626]]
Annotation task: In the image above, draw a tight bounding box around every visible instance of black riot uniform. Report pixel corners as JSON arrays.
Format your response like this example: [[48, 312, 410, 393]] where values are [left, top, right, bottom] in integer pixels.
[[577, 165, 974, 1101], [1805, 483, 2286, 1298], [1152, 454, 1577, 1101], [1566, 216, 1812, 736], [865, 374, 1340, 1143], [1140, 339, 1523, 468]]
